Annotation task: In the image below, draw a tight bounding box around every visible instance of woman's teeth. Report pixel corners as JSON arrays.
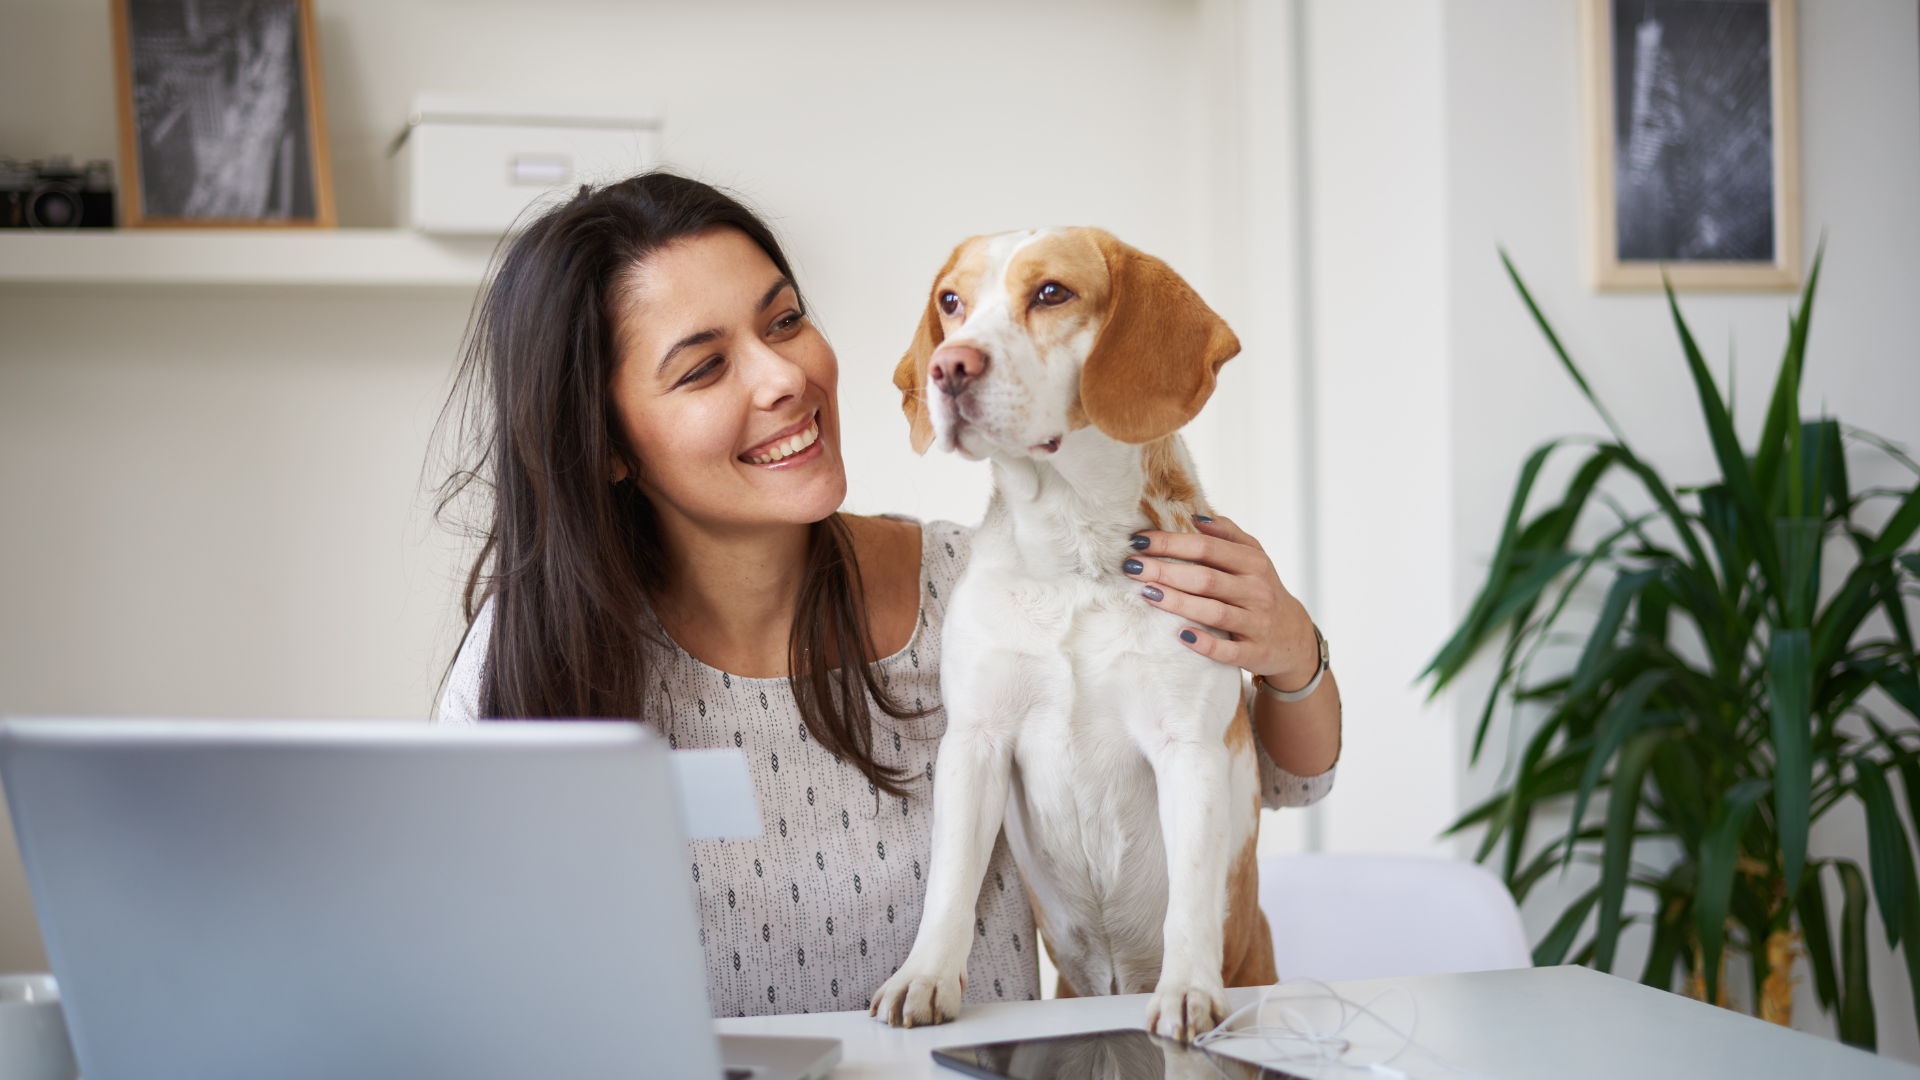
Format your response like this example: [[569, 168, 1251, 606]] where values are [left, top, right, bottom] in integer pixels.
[[745, 419, 819, 464]]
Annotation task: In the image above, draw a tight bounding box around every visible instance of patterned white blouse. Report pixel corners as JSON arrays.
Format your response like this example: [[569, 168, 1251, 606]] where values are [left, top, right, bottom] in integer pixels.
[[437, 518, 1334, 1017]]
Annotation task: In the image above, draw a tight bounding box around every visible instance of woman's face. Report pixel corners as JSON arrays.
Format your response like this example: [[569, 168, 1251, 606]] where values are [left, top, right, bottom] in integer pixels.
[[611, 226, 846, 534]]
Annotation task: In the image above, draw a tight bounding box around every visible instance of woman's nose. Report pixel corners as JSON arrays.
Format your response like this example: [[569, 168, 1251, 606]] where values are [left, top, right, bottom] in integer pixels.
[[747, 340, 811, 407]]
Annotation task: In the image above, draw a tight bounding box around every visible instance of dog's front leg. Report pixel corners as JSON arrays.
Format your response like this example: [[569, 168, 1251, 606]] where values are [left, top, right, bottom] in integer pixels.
[[1144, 734, 1235, 1042], [869, 700, 1015, 1027]]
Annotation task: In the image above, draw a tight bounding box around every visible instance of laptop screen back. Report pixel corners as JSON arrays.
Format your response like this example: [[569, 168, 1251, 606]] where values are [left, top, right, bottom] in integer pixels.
[[0, 719, 721, 1080]]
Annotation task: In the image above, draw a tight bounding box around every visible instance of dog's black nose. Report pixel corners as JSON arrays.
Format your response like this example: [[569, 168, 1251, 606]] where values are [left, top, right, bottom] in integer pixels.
[[929, 345, 989, 397]]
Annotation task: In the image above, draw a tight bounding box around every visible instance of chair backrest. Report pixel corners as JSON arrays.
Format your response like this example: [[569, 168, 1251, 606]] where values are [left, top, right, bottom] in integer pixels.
[[1257, 853, 1531, 983]]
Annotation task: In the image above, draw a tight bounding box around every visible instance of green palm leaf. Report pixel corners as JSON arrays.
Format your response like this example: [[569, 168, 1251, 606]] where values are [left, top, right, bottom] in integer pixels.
[[1836, 860, 1878, 1050], [1694, 778, 1771, 1005], [1594, 730, 1668, 972], [1771, 630, 1813, 887], [1797, 862, 1839, 1012], [1666, 277, 1783, 596], [1855, 756, 1909, 947]]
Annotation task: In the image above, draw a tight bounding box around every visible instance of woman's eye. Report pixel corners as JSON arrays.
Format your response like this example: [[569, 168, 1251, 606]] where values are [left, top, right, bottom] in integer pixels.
[[770, 312, 802, 335], [1035, 282, 1074, 306], [938, 291, 961, 316], [677, 357, 722, 386]]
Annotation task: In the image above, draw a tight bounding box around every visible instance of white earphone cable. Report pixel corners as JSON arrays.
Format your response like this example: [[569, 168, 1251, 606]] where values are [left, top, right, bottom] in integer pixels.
[[1190, 977, 1503, 1080]]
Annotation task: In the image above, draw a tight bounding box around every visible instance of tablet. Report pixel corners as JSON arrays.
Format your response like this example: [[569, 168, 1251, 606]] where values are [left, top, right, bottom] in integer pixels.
[[932, 1029, 1305, 1080]]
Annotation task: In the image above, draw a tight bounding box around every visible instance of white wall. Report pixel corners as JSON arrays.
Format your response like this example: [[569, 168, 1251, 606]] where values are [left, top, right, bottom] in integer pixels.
[[1299, 0, 1461, 858], [1442, 0, 1920, 1059]]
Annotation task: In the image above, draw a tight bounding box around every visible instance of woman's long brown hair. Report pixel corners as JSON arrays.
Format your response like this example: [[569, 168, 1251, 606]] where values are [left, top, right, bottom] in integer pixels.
[[438, 171, 918, 796]]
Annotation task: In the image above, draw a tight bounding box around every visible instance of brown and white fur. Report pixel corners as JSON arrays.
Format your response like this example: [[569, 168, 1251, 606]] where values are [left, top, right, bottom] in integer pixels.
[[870, 228, 1274, 1041]]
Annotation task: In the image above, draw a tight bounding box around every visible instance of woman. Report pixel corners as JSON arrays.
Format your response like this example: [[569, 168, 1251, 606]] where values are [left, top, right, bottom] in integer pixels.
[[436, 172, 1341, 1018]]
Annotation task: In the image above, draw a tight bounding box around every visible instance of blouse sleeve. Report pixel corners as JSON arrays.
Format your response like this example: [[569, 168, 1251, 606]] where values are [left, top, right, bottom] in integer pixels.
[[1247, 676, 1337, 809], [435, 596, 493, 726], [920, 519, 974, 625]]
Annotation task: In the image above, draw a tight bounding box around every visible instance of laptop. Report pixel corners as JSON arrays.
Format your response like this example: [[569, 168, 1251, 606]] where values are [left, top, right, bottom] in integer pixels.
[[0, 718, 839, 1080]]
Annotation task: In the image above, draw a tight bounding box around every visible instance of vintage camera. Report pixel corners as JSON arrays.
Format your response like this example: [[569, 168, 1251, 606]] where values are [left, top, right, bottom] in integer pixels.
[[0, 157, 116, 230]]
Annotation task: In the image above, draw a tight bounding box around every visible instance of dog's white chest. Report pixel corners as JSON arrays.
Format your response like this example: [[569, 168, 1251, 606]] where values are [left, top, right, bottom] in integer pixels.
[[941, 531, 1245, 996]]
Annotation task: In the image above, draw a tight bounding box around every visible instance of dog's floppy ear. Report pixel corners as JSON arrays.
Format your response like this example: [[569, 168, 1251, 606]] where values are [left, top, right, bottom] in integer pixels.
[[892, 297, 940, 455], [1079, 231, 1241, 445], [894, 241, 974, 455]]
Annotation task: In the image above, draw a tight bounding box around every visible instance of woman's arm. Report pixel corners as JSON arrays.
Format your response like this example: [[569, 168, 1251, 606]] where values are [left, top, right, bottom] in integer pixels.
[[1252, 668, 1340, 778], [1122, 515, 1340, 778]]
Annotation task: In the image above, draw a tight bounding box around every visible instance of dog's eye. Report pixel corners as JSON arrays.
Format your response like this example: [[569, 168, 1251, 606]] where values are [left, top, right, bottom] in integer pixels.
[[938, 291, 961, 316], [1035, 282, 1074, 306]]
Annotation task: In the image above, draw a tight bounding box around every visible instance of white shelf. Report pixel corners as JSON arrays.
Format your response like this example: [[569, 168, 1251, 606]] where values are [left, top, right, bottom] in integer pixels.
[[0, 229, 499, 287]]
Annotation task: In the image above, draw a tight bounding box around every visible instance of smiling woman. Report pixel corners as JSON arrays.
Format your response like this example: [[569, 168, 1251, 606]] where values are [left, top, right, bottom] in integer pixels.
[[430, 172, 1039, 1017]]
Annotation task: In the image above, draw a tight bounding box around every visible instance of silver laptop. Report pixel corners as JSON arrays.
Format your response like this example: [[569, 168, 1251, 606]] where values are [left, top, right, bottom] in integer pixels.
[[0, 718, 839, 1080]]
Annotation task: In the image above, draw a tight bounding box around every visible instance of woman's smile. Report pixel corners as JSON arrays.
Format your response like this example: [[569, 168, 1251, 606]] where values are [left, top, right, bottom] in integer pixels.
[[741, 410, 821, 467]]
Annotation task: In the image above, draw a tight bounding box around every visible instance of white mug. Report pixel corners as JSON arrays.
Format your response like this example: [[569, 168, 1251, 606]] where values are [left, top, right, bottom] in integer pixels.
[[0, 974, 79, 1080]]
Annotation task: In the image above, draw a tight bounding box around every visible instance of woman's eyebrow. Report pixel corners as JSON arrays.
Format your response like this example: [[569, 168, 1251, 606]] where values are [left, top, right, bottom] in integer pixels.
[[757, 277, 795, 313], [657, 329, 722, 374]]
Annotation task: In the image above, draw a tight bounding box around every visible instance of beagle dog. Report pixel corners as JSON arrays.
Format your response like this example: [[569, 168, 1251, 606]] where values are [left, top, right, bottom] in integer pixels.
[[871, 228, 1274, 1041]]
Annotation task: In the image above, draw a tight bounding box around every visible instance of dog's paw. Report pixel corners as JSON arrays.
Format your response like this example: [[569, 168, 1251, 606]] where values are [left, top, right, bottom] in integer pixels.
[[869, 965, 966, 1028], [1144, 982, 1230, 1043]]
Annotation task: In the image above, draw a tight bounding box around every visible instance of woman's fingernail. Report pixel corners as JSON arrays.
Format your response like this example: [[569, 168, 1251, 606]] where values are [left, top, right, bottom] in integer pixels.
[[1180, 629, 1198, 644], [1194, 514, 1214, 524], [1129, 535, 1150, 550], [1142, 585, 1164, 602], [1123, 559, 1144, 575]]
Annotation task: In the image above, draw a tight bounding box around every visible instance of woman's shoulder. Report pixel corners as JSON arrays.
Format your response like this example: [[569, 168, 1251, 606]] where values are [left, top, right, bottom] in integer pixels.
[[847, 515, 973, 654], [860, 515, 972, 584], [847, 514, 970, 573]]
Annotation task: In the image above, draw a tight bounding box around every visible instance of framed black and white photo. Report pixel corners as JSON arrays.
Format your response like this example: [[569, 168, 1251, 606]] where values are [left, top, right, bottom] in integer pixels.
[[1583, 0, 1800, 290], [112, 0, 335, 228]]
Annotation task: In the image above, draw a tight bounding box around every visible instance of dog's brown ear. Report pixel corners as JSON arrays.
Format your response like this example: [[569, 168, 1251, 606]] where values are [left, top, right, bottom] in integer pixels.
[[894, 240, 976, 454], [893, 295, 940, 455], [1079, 231, 1241, 444]]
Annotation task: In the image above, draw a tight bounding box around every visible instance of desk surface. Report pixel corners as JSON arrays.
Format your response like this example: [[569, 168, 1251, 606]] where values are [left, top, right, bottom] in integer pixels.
[[715, 966, 1913, 1080]]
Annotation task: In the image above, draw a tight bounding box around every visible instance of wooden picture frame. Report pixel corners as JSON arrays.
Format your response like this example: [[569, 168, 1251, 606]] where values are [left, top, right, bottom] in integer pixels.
[[1582, 0, 1799, 290], [111, 0, 335, 228]]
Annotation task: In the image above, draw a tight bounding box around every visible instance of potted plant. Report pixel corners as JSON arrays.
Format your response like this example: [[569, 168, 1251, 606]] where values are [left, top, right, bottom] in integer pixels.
[[1425, 251, 1920, 1049]]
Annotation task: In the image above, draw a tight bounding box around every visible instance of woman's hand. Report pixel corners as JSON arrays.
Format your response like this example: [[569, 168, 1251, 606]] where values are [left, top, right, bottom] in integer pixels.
[[1125, 514, 1340, 778], [1122, 515, 1317, 689]]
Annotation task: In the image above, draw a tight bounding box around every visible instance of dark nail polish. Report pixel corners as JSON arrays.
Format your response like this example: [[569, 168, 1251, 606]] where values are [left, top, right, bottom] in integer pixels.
[[1142, 585, 1164, 602], [1123, 559, 1144, 575], [1129, 535, 1150, 550], [1194, 514, 1214, 524], [1180, 629, 1198, 644]]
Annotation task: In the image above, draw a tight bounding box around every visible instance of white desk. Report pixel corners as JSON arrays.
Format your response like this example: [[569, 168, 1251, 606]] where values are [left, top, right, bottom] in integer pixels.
[[715, 966, 1914, 1079]]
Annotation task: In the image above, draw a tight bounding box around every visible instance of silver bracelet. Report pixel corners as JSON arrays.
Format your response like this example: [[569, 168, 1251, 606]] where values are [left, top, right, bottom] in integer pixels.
[[1255, 623, 1329, 703]]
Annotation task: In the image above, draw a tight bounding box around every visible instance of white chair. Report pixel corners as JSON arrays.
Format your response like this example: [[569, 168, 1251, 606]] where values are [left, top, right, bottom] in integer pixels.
[[1257, 854, 1531, 982]]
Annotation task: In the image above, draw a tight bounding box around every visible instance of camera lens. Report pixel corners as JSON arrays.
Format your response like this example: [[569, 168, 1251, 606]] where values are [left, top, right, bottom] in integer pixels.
[[28, 182, 83, 230]]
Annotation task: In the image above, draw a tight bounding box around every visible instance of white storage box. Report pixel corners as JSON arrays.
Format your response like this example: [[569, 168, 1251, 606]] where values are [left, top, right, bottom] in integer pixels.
[[391, 95, 660, 235]]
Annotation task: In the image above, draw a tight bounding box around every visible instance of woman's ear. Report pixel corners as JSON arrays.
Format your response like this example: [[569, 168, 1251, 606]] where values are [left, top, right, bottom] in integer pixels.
[[893, 240, 975, 455], [1078, 231, 1241, 444]]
